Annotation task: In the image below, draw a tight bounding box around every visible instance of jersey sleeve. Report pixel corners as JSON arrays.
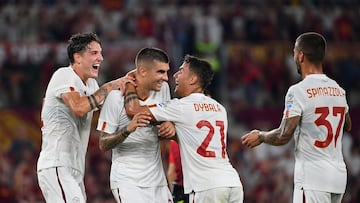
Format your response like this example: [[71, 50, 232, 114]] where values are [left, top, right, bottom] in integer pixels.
[[283, 85, 303, 119], [51, 69, 82, 98], [97, 91, 124, 134], [149, 98, 184, 122]]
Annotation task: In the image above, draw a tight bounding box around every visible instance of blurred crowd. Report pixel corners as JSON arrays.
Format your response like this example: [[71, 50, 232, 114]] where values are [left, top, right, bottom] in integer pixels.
[[0, 0, 360, 202]]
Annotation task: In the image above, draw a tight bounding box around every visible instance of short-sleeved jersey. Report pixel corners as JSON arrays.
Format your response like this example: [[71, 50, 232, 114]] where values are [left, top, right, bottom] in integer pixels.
[[96, 83, 170, 189], [283, 74, 349, 193], [37, 66, 99, 174], [149, 93, 242, 194]]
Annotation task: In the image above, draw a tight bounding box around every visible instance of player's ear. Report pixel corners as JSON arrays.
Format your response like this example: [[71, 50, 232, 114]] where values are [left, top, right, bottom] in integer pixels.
[[299, 51, 305, 63], [138, 65, 147, 77], [74, 53, 81, 64], [189, 74, 198, 85]]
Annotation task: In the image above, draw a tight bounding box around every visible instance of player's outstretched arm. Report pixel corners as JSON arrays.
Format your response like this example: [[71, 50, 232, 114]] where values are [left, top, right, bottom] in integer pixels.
[[242, 116, 300, 148], [99, 111, 151, 151], [62, 76, 135, 117]]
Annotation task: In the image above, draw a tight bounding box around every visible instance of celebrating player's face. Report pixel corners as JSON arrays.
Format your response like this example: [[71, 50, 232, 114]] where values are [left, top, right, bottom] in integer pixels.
[[77, 41, 103, 80], [147, 60, 169, 91], [173, 62, 190, 97]]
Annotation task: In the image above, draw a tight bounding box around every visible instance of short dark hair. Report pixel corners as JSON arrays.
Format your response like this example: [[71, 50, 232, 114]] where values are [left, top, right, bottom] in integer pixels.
[[67, 32, 101, 64], [296, 32, 326, 65], [135, 47, 169, 67], [184, 54, 214, 91]]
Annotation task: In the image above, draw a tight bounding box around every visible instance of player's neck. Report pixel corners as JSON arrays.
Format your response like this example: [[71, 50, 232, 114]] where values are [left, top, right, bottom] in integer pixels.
[[71, 64, 87, 85], [136, 86, 150, 101], [187, 86, 203, 96], [301, 64, 323, 79]]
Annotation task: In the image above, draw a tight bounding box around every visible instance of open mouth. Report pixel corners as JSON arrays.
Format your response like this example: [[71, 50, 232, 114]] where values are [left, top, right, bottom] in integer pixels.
[[92, 64, 100, 70]]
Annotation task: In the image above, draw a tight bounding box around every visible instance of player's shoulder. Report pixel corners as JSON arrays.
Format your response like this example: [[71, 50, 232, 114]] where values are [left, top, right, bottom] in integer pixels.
[[54, 66, 72, 74], [51, 66, 76, 79], [107, 90, 123, 100]]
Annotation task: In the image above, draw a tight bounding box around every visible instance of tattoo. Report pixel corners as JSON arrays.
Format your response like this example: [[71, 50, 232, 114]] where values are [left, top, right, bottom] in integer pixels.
[[258, 133, 264, 143], [120, 126, 131, 137], [91, 85, 110, 109], [87, 96, 94, 110], [125, 91, 137, 98], [124, 95, 138, 105], [262, 121, 294, 146], [109, 81, 119, 90], [90, 94, 100, 108], [99, 126, 131, 151], [98, 86, 109, 98], [124, 91, 137, 102]]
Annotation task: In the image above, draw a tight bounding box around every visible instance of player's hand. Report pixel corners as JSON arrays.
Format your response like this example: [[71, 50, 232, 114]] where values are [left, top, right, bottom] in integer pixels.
[[126, 69, 136, 78], [157, 121, 176, 139], [241, 130, 262, 148], [112, 74, 136, 93], [127, 112, 151, 133]]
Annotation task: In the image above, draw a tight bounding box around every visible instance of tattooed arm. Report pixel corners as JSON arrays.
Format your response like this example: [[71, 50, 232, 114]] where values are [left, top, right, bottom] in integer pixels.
[[62, 76, 135, 117], [123, 83, 156, 121], [99, 111, 151, 151], [241, 116, 300, 148]]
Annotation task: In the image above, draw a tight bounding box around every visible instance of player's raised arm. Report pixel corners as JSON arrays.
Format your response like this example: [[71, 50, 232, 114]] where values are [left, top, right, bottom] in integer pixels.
[[124, 82, 156, 121]]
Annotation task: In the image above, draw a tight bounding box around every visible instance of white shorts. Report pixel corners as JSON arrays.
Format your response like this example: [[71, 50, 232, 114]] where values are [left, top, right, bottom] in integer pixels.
[[293, 187, 344, 203], [37, 166, 86, 203], [112, 185, 173, 203], [190, 187, 243, 203]]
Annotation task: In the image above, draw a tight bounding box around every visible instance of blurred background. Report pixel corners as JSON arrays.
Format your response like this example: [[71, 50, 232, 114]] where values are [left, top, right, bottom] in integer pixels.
[[0, 0, 360, 202]]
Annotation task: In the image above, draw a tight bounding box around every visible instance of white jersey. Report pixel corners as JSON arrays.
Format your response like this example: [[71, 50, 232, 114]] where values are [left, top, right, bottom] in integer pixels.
[[97, 83, 170, 189], [283, 74, 349, 193], [149, 93, 243, 194], [37, 66, 99, 175]]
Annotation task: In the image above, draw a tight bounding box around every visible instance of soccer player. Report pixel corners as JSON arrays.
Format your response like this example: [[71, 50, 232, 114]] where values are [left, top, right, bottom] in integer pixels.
[[96, 47, 175, 203], [241, 32, 352, 203], [124, 55, 244, 203], [37, 32, 132, 202]]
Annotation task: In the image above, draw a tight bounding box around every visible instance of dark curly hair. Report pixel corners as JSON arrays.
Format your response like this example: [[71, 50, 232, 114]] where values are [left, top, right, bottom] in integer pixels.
[[67, 32, 101, 64]]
